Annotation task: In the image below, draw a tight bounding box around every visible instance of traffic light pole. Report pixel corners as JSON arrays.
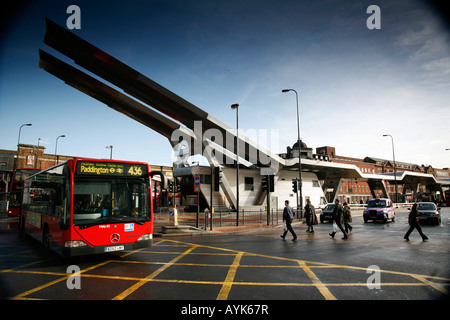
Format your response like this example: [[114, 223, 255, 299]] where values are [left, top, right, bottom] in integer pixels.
[[292, 178, 299, 218], [262, 175, 270, 225], [266, 186, 270, 225]]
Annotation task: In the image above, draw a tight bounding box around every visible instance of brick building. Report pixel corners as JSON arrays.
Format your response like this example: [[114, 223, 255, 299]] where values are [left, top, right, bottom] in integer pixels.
[[316, 146, 449, 203], [316, 147, 375, 203], [0, 144, 76, 196]]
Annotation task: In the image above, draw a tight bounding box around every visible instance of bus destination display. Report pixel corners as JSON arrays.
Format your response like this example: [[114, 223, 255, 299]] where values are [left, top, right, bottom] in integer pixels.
[[76, 161, 147, 177]]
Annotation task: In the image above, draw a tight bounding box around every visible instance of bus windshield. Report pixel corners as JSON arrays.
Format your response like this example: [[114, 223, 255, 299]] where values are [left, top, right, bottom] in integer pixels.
[[13, 169, 39, 182], [73, 177, 150, 227], [9, 168, 40, 210]]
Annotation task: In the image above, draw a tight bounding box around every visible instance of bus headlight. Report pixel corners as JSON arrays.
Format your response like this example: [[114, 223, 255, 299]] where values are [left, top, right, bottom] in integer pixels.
[[137, 234, 152, 241], [65, 240, 87, 247]]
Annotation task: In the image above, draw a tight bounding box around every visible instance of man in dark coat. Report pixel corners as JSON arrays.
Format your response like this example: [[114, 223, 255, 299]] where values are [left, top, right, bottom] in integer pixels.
[[330, 199, 348, 239], [404, 203, 428, 241], [281, 200, 297, 241]]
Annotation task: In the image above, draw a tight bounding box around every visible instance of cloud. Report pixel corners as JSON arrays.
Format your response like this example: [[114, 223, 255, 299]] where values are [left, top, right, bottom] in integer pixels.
[[422, 57, 450, 75], [393, 13, 450, 74]]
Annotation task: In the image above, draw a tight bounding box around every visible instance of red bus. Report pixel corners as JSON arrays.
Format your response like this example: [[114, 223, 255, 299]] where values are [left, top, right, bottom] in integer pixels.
[[20, 158, 153, 257], [8, 168, 40, 217]]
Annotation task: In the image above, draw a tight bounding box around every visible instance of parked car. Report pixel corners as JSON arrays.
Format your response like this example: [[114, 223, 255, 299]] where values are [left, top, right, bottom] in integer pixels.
[[363, 198, 395, 223], [416, 202, 441, 225], [320, 204, 335, 223]]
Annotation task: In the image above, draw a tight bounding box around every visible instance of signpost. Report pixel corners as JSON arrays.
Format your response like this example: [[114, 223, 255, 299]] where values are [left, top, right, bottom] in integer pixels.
[[194, 174, 200, 192], [194, 174, 200, 228]]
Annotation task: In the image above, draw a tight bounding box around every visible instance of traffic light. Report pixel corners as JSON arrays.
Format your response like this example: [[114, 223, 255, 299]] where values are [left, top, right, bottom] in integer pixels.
[[292, 179, 298, 193], [168, 180, 174, 193], [214, 167, 222, 191], [261, 175, 268, 192], [268, 175, 275, 192]]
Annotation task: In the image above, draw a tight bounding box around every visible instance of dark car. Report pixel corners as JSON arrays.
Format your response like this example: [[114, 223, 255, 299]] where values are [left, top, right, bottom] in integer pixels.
[[320, 204, 335, 223], [363, 198, 395, 223], [416, 202, 441, 225]]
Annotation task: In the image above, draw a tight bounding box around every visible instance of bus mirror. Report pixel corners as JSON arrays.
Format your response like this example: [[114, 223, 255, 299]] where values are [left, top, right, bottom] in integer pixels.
[[151, 171, 168, 190]]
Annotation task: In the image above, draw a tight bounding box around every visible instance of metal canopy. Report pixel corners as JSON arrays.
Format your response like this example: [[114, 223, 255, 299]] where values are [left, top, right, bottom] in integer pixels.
[[38, 19, 446, 201], [42, 18, 281, 169]]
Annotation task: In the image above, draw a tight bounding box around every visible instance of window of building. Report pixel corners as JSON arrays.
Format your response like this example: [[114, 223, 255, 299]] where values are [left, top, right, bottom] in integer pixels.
[[244, 177, 254, 191]]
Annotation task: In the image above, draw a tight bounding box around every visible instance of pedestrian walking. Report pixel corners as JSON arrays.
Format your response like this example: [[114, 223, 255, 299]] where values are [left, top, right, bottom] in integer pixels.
[[304, 198, 316, 233], [343, 201, 353, 234], [404, 203, 428, 241], [281, 200, 297, 241], [329, 199, 348, 239]]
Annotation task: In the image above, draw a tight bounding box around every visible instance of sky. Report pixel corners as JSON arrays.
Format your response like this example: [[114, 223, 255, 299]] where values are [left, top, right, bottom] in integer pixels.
[[1, 0, 449, 169]]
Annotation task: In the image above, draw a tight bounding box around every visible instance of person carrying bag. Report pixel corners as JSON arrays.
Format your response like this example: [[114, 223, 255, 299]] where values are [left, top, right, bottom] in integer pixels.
[[343, 202, 353, 234], [329, 199, 348, 240]]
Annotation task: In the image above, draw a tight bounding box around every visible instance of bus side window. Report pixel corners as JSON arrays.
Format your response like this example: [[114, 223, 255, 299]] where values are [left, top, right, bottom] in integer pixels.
[[55, 183, 64, 217], [56, 165, 70, 228]]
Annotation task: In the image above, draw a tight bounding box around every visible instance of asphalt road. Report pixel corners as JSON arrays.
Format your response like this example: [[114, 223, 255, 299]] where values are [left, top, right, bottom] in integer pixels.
[[1, 208, 449, 304]]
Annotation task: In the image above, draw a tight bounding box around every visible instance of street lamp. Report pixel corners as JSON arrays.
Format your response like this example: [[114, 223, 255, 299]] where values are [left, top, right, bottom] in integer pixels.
[[16, 123, 32, 169], [282, 89, 303, 216], [36, 138, 41, 169], [106, 145, 113, 159], [231, 103, 240, 226], [383, 134, 398, 203], [55, 135, 66, 164]]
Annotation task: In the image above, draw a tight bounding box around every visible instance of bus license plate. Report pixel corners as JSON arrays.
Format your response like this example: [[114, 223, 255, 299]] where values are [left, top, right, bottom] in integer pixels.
[[105, 245, 125, 252]]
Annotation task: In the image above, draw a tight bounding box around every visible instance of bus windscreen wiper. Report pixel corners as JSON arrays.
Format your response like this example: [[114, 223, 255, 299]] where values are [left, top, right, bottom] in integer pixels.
[[109, 215, 147, 225]]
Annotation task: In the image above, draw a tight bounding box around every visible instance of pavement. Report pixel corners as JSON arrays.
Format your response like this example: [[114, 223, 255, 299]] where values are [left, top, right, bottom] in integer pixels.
[[0, 212, 289, 236], [154, 222, 287, 237]]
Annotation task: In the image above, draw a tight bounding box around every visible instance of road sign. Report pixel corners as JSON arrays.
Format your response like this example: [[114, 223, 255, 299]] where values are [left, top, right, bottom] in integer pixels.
[[194, 174, 201, 192]]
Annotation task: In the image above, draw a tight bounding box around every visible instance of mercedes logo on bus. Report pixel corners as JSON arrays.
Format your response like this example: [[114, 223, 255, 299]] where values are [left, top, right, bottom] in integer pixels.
[[110, 233, 120, 243]]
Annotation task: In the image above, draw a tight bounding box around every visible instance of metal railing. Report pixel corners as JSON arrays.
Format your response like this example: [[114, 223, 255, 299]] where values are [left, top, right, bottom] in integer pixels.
[[153, 207, 285, 230]]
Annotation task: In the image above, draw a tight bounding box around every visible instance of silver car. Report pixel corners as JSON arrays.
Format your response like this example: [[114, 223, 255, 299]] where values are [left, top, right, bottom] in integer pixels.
[[417, 202, 441, 225]]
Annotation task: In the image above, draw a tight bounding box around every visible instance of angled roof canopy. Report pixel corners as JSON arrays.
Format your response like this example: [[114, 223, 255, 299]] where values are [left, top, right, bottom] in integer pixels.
[[38, 19, 447, 193], [41, 18, 282, 170]]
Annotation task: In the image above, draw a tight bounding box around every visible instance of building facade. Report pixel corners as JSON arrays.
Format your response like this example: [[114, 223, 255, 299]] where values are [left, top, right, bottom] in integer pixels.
[[316, 146, 449, 203]]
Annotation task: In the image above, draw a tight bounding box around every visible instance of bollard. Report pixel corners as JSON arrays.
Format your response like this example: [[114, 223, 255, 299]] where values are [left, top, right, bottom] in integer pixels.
[[169, 207, 178, 226]]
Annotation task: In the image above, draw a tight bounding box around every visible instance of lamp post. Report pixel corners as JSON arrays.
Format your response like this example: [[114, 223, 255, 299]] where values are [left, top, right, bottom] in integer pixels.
[[106, 145, 113, 159], [231, 103, 240, 226], [282, 89, 303, 216], [383, 134, 398, 203], [16, 123, 32, 169], [36, 138, 41, 169], [55, 135, 66, 165]]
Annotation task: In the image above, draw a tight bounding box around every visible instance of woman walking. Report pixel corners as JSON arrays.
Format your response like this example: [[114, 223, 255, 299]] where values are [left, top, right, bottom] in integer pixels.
[[343, 201, 353, 234], [404, 203, 428, 241], [304, 198, 316, 233]]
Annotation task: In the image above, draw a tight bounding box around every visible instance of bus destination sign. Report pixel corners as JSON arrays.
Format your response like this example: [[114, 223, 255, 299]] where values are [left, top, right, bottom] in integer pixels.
[[76, 161, 148, 177]]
